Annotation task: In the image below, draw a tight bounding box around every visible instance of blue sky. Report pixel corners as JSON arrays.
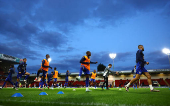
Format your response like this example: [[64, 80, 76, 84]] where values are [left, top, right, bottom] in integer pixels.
[[0, 0, 170, 73]]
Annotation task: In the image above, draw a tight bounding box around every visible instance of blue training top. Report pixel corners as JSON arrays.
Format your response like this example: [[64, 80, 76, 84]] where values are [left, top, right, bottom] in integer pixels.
[[47, 73, 53, 80], [17, 62, 27, 73], [66, 72, 71, 79], [8, 68, 15, 77], [136, 49, 146, 67]]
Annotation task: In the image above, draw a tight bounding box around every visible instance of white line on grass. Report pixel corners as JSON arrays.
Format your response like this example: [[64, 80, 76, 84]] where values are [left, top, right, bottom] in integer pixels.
[[0, 99, 156, 106], [0, 99, 108, 106]]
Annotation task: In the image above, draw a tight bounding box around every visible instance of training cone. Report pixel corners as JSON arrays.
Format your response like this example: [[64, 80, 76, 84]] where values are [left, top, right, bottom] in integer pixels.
[[39, 92, 48, 95], [57, 91, 64, 94], [11, 93, 23, 97]]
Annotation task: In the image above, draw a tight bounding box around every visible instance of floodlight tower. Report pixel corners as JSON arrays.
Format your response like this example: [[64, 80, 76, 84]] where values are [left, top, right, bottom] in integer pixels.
[[162, 48, 170, 65], [109, 53, 117, 71]]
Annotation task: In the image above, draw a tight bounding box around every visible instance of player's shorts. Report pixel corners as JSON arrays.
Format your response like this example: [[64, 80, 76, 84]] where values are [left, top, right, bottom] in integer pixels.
[[80, 65, 90, 75], [136, 63, 148, 75], [5, 76, 12, 81], [90, 79, 96, 82], [40, 78, 47, 83], [54, 78, 57, 82], [42, 69, 48, 77], [17, 72, 26, 79], [65, 78, 68, 82]]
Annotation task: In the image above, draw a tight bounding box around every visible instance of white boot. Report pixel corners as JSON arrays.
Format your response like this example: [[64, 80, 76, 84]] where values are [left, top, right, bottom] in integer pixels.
[[86, 87, 91, 92]]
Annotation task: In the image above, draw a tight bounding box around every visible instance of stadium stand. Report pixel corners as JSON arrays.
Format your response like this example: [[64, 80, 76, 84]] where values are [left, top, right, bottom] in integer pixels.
[[72, 81, 86, 86], [165, 79, 170, 85], [152, 79, 167, 86], [0, 54, 20, 87], [115, 79, 132, 87]]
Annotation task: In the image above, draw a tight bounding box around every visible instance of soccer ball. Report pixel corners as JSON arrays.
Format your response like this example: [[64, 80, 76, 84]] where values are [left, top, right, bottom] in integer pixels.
[[73, 89, 76, 91]]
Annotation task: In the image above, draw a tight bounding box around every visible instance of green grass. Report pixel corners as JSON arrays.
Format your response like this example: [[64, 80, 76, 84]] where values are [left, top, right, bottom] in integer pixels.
[[0, 88, 170, 106]]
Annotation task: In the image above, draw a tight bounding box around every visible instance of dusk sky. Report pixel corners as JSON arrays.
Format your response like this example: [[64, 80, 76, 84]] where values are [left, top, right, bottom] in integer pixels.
[[0, 0, 170, 73]]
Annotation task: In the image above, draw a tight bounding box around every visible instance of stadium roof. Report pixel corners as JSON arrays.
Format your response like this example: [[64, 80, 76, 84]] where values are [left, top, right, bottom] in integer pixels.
[[0, 53, 21, 65]]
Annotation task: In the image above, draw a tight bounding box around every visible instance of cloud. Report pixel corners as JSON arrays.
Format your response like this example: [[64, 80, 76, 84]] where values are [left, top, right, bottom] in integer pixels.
[[125, 0, 169, 10], [31, 0, 97, 25], [161, 1, 170, 17], [1, 0, 169, 45], [93, 0, 170, 25], [0, 42, 42, 60], [0, 0, 41, 43], [49, 54, 82, 73], [0, 13, 40, 44], [115, 66, 134, 71], [146, 51, 170, 69], [35, 31, 67, 49], [26, 65, 40, 74]]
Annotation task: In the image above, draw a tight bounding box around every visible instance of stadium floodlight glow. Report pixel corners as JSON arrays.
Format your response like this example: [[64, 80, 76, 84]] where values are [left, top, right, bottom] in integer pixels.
[[162, 48, 170, 55], [48, 58, 52, 62], [109, 53, 116, 59], [162, 48, 170, 65], [109, 53, 116, 71]]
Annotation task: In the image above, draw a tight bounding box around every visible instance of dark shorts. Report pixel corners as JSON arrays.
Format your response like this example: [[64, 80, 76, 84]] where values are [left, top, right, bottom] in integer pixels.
[[136, 62, 148, 75], [42, 70, 48, 77], [80, 65, 90, 75], [54, 78, 57, 82], [90, 79, 96, 82], [5, 76, 12, 81], [48, 79, 51, 83]]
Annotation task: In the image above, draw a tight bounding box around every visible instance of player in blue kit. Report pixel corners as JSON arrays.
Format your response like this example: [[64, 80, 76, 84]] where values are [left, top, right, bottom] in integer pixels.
[[39, 72, 53, 89], [40, 75, 47, 89], [15, 58, 30, 90], [132, 65, 136, 79], [0, 64, 15, 89], [132, 65, 137, 89], [47, 72, 53, 89], [64, 70, 70, 89], [125, 45, 160, 92]]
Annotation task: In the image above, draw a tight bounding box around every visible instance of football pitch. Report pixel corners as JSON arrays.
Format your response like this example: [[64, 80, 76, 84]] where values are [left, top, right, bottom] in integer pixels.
[[0, 88, 169, 106]]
